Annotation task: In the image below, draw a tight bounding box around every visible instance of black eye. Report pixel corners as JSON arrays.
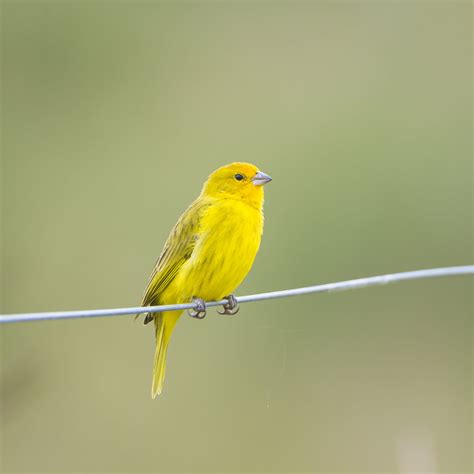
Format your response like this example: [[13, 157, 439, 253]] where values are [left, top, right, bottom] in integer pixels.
[[234, 173, 244, 181]]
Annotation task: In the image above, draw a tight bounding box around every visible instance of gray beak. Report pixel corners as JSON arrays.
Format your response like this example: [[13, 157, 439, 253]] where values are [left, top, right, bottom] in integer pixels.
[[252, 171, 272, 186]]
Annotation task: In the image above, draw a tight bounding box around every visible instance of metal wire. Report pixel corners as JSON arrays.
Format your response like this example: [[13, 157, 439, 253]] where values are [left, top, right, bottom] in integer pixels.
[[0, 266, 472, 324]]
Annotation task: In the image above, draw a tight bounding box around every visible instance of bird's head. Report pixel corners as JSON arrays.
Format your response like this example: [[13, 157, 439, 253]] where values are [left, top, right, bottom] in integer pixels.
[[202, 162, 272, 208]]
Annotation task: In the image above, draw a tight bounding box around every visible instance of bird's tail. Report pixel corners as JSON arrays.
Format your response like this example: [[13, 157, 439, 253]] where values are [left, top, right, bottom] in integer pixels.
[[152, 310, 181, 398]]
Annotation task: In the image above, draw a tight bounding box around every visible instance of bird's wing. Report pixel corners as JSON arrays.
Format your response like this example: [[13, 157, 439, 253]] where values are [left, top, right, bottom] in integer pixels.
[[141, 198, 209, 308]]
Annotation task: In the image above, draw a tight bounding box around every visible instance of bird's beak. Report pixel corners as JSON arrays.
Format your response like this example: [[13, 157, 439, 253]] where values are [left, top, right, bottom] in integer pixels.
[[252, 171, 272, 186]]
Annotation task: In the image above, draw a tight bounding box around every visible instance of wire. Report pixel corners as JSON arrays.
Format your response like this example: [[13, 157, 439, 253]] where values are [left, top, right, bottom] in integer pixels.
[[0, 266, 472, 324]]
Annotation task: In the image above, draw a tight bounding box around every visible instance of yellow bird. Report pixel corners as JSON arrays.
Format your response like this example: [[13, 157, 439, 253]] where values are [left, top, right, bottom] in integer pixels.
[[140, 162, 272, 398]]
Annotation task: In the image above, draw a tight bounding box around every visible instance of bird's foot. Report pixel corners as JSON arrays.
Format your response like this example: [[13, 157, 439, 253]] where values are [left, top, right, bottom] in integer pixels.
[[187, 297, 207, 319], [217, 294, 240, 316]]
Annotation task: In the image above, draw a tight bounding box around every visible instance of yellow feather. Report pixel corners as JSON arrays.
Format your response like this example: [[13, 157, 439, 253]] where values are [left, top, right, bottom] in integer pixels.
[[141, 162, 270, 398]]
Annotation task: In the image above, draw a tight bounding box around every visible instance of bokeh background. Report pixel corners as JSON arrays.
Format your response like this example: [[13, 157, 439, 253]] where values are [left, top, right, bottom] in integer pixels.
[[1, 1, 472, 473]]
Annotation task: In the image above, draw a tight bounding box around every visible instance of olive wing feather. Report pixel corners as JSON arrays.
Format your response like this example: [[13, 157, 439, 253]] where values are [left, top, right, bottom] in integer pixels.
[[141, 199, 209, 311]]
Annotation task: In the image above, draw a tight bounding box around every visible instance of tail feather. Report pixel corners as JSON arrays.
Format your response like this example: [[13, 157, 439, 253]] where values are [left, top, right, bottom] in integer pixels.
[[151, 311, 181, 398]]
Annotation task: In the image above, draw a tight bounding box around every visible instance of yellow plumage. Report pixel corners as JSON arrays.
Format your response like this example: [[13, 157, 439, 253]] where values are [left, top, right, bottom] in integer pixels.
[[140, 162, 272, 398]]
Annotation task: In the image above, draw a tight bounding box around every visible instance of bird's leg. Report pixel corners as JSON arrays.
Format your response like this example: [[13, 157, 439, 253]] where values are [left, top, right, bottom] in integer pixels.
[[187, 297, 207, 319], [217, 294, 240, 316]]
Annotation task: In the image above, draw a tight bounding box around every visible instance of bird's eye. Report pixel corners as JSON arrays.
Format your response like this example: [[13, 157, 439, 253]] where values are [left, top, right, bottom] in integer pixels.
[[234, 174, 244, 181]]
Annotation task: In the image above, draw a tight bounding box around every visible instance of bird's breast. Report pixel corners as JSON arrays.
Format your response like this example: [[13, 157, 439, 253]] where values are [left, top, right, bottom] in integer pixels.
[[179, 199, 263, 301]]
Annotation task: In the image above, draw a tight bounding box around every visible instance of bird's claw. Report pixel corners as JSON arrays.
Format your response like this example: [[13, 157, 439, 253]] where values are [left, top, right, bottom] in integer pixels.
[[187, 297, 207, 319], [217, 295, 240, 316]]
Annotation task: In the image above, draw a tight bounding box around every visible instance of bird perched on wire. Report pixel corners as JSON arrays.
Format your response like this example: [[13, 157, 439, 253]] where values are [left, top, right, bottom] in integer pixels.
[[140, 162, 272, 398]]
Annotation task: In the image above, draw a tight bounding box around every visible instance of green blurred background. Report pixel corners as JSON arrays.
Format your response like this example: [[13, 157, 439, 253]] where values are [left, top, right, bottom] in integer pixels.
[[1, 1, 472, 473]]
